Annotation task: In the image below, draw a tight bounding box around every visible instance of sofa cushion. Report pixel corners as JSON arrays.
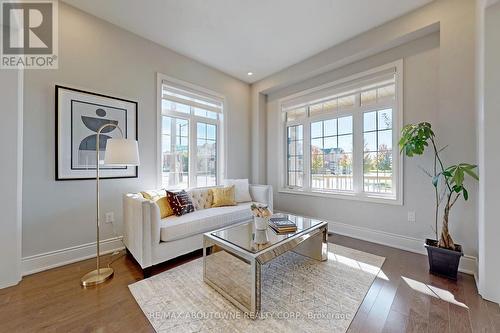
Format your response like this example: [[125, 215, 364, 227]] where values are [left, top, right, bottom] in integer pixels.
[[166, 190, 195, 216], [159, 202, 254, 242], [140, 189, 166, 200], [156, 197, 175, 219], [222, 179, 252, 203], [211, 185, 237, 207], [140, 190, 173, 218], [188, 188, 213, 210]]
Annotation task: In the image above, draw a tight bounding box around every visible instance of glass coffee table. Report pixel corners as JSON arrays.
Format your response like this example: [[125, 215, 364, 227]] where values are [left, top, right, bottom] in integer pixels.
[[203, 214, 328, 318]]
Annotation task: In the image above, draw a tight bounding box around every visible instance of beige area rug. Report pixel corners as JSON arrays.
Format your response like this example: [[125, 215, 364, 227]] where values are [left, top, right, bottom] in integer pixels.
[[129, 243, 385, 333]]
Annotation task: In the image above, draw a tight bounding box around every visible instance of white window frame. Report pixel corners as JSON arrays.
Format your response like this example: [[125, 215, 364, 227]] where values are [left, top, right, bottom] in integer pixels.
[[156, 73, 226, 189], [278, 60, 404, 205]]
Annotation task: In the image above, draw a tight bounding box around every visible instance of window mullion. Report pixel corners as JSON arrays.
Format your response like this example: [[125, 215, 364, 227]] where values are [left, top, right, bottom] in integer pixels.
[[353, 106, 363, 195], [169, 117, 177, 188], [189, 117, 197, 188], [303, 118, 311, 191], [216, 124, 222, 185]]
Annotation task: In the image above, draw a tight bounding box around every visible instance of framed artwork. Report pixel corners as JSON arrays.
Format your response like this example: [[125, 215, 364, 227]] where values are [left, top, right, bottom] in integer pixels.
[[55, 85, 138, 180]]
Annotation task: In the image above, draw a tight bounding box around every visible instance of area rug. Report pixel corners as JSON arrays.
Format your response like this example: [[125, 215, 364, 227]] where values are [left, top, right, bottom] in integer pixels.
[[129, 243, 385, 333]]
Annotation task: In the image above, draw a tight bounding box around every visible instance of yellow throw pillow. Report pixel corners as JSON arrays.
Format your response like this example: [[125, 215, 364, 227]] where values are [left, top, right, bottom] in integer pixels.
[[140, 191, 174, 219], [156, 196, 174, 218], [211, 185, 237, 207]]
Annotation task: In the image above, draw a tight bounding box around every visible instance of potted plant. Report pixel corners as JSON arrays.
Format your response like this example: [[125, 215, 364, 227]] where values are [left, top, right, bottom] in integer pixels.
[[399, 122, 478, 280]]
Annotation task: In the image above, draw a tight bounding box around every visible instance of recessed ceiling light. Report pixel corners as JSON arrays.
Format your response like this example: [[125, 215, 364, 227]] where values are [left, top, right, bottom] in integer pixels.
[[247, 72, 253, 76]]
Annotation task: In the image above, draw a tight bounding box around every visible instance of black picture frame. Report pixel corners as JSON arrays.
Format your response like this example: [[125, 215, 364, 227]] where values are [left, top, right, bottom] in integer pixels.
[[55, 85, 138, 181]]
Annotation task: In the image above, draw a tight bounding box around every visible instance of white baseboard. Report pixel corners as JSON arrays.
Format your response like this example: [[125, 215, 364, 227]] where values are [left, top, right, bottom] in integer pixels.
[[328, 220, 478, 278], [21, 236, 125, 276], [276, 210, 478, 279], [19, 218, 479, 282], [0, 276, 22, 290]]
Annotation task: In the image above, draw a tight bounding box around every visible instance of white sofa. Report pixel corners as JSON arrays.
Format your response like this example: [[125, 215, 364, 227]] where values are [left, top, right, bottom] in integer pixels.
[[123, 184, 273, 276]]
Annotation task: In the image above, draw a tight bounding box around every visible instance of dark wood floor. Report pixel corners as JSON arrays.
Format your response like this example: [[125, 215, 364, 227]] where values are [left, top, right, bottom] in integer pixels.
[[1, 234, 499, 332]]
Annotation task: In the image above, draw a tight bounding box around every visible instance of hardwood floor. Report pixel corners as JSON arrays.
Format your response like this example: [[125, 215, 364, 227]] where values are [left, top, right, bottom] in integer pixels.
[[1, 234, 498, 332], [331, 234, 500, 333]]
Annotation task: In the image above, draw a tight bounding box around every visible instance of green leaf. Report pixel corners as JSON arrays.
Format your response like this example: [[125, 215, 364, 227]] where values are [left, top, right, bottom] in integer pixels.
[[463, 167, 479, 181], [442, 170, 452, 178], [463, 188, 469, 200], [399, 122, 434, 157], [454, 168, 464, 187]]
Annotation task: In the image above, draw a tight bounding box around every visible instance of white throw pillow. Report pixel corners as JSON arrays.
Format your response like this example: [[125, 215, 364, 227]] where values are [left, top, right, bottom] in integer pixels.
[[222, 179, 252, 203]]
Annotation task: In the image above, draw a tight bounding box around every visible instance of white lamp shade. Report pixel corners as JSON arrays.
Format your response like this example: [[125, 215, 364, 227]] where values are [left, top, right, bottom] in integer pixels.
[[104, 139, 140, 166]]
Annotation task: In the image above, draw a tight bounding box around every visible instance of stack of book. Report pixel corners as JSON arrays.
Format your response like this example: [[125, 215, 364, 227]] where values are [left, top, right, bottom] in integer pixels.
[[269, 217, 297, 234]]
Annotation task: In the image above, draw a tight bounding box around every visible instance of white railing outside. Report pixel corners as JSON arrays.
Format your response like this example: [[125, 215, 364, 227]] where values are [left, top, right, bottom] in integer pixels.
[[311, 173, 392, 193]]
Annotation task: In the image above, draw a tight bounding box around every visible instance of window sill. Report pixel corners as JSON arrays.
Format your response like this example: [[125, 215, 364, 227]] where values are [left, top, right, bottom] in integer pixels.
[[278, 188, 403, 206]]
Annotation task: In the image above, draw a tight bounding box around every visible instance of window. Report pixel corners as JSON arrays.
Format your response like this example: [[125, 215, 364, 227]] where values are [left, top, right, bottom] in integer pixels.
[[280, 61, 402, 203], [287, 124, 303, 187], [196, 122, 217, 187], [363, 109, 393, 193], [311, 116, 353, 191], [159, 76, 224, 189], [161, 117, 189, 189]]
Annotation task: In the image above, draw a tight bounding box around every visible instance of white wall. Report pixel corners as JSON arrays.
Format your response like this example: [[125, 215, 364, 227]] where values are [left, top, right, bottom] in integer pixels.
[[252, 0, 478, 265], [22, 3, 251, 265], [0, 69, 23, 287], [477, 0, 500, 303], [267, 32, 442, 238]]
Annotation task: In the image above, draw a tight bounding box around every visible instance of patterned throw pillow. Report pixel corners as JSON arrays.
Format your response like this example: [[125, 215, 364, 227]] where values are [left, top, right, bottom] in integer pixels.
[[166, 190, 195, 216]]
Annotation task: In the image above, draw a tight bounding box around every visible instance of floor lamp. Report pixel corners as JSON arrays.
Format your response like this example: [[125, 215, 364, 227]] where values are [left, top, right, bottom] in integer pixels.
[[81, 123, 140, 287]]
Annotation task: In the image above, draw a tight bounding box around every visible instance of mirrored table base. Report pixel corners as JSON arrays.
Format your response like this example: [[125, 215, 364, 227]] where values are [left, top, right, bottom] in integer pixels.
[[203, 222, 328, 318]]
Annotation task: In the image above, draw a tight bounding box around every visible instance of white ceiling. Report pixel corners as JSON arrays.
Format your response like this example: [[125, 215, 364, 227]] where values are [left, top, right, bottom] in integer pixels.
[[63, 0, 433, 83]]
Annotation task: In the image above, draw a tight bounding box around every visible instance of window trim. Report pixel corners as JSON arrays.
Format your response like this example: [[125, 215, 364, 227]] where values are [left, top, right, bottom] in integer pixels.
[[156, 73, 226, 189], [278, 60, 404, 205]]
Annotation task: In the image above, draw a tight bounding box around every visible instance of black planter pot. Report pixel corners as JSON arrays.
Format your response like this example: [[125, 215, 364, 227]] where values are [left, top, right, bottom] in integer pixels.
[[425, 239, 463, 280]]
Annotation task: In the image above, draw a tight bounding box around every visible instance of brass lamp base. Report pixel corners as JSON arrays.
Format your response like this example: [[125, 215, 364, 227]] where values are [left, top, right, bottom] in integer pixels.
[[81, 267, 114, 287]]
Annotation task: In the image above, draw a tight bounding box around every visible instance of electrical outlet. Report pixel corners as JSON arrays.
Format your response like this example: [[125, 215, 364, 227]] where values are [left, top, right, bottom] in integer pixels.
[[105, 212, 114, 223], [408, 211, 416, 223]]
